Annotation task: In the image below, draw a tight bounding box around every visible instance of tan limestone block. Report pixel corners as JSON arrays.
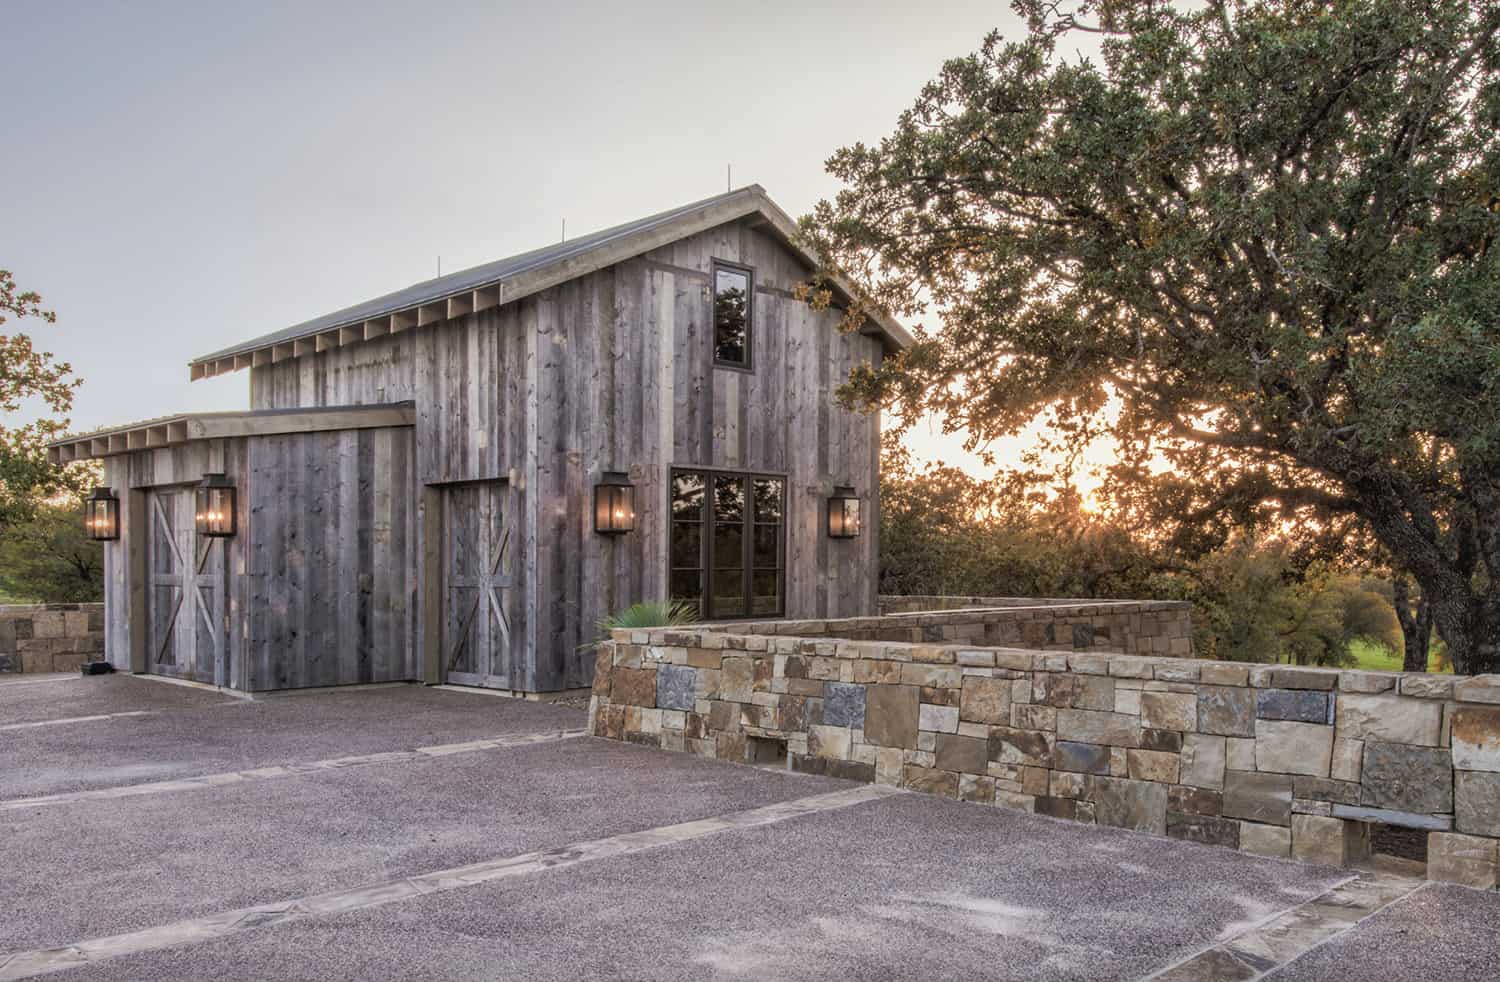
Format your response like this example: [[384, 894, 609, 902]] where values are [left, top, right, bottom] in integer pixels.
[[1126, 749, 1180, 784], [1427, 832, 1499, 889], [1239, 821, 1292, 859]]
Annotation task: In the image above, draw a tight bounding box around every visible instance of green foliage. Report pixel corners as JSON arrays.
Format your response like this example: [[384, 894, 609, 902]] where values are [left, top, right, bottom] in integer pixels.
[[582, 600, 701, 650], [881, 446, 1412, 665], [0, 500, 103, 603], [804, 0, 1500, 672], [0, 269, 90, 533]]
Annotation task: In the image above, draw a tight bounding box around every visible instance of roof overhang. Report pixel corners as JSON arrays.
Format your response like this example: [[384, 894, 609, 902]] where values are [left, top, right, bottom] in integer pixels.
[[187, 187, 912, 381], [47, 402, 416, 465]]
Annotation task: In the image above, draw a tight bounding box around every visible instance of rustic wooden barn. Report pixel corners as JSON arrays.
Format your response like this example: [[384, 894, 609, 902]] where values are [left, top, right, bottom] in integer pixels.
[[49, 186, 911, 693]]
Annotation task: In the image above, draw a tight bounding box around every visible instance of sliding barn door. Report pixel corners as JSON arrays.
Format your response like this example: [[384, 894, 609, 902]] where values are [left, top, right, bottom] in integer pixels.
[[442, 481, 515, 688], [146, 488, 227, 686]]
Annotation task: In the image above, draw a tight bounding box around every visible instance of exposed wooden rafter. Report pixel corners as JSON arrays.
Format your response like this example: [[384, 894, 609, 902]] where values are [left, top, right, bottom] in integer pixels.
[[46, 403, 417, 464]]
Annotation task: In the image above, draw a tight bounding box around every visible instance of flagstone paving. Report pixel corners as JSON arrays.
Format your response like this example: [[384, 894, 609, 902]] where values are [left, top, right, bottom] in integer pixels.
[[4, 673, 1498, 980]]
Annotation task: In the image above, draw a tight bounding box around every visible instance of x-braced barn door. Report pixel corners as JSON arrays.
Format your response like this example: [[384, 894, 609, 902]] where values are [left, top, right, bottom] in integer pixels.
[[442, 482, 515, 688], [147, 488, 227, 686]]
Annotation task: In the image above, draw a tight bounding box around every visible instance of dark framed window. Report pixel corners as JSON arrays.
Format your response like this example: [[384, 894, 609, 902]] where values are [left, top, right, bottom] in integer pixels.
[[712, 260, 753, 370], [670, 469, 783, 619]]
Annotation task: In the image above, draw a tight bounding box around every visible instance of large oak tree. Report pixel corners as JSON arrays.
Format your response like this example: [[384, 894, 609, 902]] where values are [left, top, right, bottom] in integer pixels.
[[804, 0, 1500, 673]]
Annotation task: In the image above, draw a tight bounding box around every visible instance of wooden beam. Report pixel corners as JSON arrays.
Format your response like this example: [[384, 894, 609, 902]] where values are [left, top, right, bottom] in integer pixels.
[[293, 338, 315, 358], [146, 425, 169, 447], [233, 354, 254, 371], [339, 326, 362, 346], [127, 489, 148, 674], [126, 429, 148, 450], [416, 301, 446, 327], [185, 404, 416, 441], [363, 317, 391, 341], [190, 363, 208, 381], [252, 348, 273, 367], [421, 486, 443, 685], [315, 331, 341, 352], [107, 434, 128, 454], [391, 310, 417, 333], [446, 294, 473, 320], [167, 421, 189, 443], [271, 343, 295, 363], [472, 285, 500, 313]]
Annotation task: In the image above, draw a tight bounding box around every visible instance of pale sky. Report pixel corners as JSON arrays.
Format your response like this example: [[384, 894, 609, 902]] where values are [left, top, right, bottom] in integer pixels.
[[3, 0, 1053, 482]]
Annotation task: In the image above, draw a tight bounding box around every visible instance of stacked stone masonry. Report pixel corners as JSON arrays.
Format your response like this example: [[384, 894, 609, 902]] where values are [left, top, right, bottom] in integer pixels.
[[590, 617, 1500, 891], [707, 600, 1193, 658], [0, 604, 105, 674]]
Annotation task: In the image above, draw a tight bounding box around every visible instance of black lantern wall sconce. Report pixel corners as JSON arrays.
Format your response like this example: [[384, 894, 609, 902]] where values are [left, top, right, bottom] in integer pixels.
[[84, 487, 120, 541], [194, 474, 237, 537], [594, 471, 636, 535], [827, 485, 862, 539]]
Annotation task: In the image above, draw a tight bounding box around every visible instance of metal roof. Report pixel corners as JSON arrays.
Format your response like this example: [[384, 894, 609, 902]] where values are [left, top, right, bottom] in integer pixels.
[[188, 186, 910, 380]]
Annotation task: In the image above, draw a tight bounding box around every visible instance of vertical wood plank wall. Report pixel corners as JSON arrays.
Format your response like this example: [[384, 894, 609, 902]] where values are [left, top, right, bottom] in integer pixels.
[[244, 216, 882, 691], [243, 427, 417, 690]]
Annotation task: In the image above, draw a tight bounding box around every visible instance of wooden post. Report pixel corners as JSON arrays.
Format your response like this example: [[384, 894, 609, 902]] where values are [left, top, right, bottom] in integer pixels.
[[420, 485, 442, 685], [127, 489, 148, 674]]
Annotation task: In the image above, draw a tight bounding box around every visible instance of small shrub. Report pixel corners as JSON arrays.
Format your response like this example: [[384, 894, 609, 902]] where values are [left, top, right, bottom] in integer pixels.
[[581, 600, 699, 650]]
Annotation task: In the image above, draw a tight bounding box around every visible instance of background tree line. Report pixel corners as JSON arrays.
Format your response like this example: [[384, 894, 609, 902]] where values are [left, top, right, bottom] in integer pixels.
[[0, 269, 100, 604], [879, 440, 1436, 671], [807, 0, 1498, 673]]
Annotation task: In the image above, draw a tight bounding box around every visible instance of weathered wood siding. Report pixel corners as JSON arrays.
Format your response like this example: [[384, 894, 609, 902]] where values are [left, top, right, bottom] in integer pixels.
[[99, 428, 417, 691], [242, 216, 881, 691], [250, 335, 418, 410], [242, 427, 417, 690], [531, 218, 882, 689], [101, 440, 252, 686]]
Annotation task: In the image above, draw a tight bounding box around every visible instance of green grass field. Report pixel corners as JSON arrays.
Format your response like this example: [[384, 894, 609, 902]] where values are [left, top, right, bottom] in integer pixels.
[[1347, 637, 1450, 673]]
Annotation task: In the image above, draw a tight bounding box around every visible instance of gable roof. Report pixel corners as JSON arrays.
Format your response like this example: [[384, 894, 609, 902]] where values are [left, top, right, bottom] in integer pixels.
[[188, 185, 911, 381]]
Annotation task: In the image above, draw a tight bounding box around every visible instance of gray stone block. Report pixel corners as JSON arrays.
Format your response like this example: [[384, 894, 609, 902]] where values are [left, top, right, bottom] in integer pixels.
[[655, 665, 698, 712], [1330, 804, 1451, 831], [1256, 688, 1329, 723], [1167, 812, 1240, 848], [1198, 685, 1255, 737], [1360, 742, 1452, 814], [1456, 770, 1500, 837], [1223, 771, 1292, 826], [1053, 741, 1111, 775], [1089, 775, 1168, 834], [822, 682, 866, 728]]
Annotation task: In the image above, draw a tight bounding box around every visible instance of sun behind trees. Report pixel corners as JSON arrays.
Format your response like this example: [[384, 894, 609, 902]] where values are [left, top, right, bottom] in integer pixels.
[[803, 0, 1500, 673]]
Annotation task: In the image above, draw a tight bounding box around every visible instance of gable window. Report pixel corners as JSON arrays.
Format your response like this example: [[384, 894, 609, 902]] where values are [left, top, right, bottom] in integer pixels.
[[670, 469, 783, 619], [712, 261, 753, 369]]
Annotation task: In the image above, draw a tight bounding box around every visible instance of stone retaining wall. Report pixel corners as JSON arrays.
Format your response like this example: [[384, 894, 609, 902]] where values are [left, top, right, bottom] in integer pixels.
[[703, 599, 1193, 658], [0, 603, 106, 674], [589, 625, 1500, 890], [878, 595, 1081, 614]]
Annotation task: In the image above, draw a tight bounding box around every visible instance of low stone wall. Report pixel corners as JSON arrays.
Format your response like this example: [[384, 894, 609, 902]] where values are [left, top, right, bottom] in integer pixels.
[[878, 595, 1081, 614], [0, 603, 106, 674], [589, 626, 1500, 889], [703, 599, 1193, 658]]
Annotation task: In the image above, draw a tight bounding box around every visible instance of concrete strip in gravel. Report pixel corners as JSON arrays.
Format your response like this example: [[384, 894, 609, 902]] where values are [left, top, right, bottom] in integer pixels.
[[0, 785, 898, 980], [0, 681, 585, 799], [0, 728, 587, 811], [34, 788, 1350, 982], [1, 737, 853, 953], [0, 674, 223, 725], [1265, 883, 1500, 982]]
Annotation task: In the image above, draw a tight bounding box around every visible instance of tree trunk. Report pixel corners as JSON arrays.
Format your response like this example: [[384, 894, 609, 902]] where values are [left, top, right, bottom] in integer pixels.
[[1392, 578, 1433, 673], [1423, 586, 1500, 676]]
